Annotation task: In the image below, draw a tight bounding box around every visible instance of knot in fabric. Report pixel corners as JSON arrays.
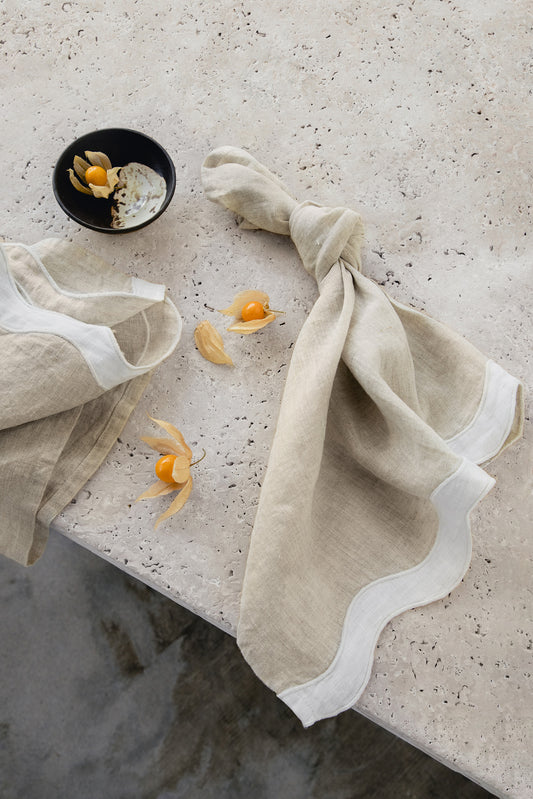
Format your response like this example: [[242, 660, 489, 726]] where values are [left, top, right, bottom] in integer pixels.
[[202, 145, 524, 730], [288, 202, 364, 285], [201, 147, 364, 284]]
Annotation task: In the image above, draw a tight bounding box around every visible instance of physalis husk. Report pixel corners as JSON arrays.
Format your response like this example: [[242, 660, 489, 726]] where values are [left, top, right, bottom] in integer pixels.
[[194, 320, 233, 365], [67, 150, 121, 199], [219, 290, 282, 334], [135, 416, 204, 528]]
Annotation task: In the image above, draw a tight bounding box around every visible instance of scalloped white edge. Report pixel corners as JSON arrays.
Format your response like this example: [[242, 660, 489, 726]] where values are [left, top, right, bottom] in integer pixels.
[[279, 361, 522, 727], [279, 459, 494, 727], [445, 359, 521, 464], [0, 244, 182, 390]]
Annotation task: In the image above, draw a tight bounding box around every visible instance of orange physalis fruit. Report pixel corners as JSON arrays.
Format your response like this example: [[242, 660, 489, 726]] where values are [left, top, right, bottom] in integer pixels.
[[135, 416, 205, 529], [68, 150, 121, 198], [241, 301, 265, 321], [155, 454, 176, 483], [85, 165, 108, 186], [219, 290, 283, 334]]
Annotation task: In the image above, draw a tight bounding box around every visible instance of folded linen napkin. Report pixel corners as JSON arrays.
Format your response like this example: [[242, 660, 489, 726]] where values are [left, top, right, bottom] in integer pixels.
[[0, 239, 181, 566], [202, 146, 524, 726]]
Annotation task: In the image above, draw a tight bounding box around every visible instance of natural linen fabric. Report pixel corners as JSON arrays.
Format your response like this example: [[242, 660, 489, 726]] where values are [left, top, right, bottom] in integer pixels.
[[0, 239, 181, 566], [202, 146, 524, 727]]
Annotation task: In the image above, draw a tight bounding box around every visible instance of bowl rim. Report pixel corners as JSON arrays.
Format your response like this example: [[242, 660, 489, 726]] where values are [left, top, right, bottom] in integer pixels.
[[52, 127, 176, 234]]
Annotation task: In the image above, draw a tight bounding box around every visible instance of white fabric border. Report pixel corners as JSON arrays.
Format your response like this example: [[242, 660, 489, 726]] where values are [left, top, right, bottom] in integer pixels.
[[21, 242, 167, 303], [279, 358, 521, 727], [279, 458, 494, 727], [445, 359, 520, 464], [0, 245, 181, 391]]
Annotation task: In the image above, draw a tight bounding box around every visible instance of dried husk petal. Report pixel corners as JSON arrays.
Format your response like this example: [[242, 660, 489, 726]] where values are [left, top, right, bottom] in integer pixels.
[[227, 311, 277, 334], [135, 479, 182, 502], [140, 436, 191, 459], [85, 150, 113, 171], [136, 418, 200, 527], [68, 169, 92, 194], [73, 155, 91, 180], [219, 289, 270, 317], [148, 416, 193, 459], [90, 185, 114, 199], [194, 320, 233, 365], [154, 476, 193, 528], [172, 454, 191, 484]]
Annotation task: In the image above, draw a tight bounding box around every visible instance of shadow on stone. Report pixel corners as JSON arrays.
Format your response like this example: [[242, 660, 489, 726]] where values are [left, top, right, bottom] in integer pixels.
[[0, 531, 495, 799]]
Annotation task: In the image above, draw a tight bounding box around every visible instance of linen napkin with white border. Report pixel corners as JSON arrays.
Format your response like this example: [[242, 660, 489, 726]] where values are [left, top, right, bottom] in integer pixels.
[[0, 238, 181, 566], [202, 146, 524, 727]]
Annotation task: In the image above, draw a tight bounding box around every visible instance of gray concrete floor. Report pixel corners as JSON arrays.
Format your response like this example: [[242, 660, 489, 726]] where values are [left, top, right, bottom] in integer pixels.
[[1, 531, 495, 799]]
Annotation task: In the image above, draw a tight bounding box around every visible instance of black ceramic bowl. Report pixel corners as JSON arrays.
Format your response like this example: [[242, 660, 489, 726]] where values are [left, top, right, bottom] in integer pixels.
[[53, 128, 176, 233]]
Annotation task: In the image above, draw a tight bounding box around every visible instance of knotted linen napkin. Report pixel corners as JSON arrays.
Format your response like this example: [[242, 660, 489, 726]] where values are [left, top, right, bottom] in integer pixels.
[[202, 146, 524, 726], [0, 238, 181, 566]]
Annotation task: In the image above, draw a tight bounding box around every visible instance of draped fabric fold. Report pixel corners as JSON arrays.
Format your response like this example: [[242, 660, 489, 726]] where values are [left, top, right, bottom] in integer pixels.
[[0, 239, 181, 566], [202, 146, 524, 726]]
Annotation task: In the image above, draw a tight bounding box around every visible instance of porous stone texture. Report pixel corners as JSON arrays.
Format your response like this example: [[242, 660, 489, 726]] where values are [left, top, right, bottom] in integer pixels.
[[0, 2, 531, 797]]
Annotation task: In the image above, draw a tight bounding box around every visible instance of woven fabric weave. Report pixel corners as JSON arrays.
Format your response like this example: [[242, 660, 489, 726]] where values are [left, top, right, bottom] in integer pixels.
[[202, 146, 524, 726], [0, 239, 181, 566]]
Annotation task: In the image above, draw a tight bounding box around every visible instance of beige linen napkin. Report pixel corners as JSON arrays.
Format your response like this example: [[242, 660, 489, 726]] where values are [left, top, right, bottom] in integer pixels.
[[0, 239, 181, 566], [202, 146, 524, 726]]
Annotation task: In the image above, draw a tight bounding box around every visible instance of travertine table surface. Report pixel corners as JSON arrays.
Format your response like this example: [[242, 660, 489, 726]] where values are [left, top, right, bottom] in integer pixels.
[[1, 1, 531, 796]]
